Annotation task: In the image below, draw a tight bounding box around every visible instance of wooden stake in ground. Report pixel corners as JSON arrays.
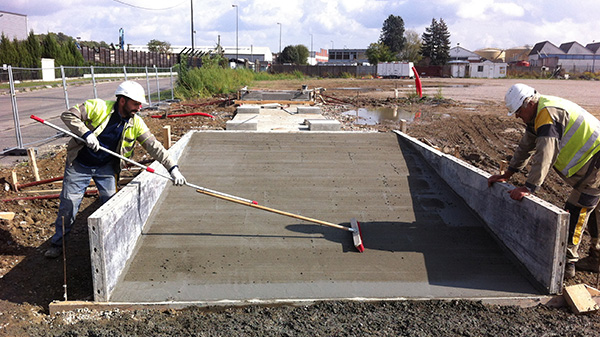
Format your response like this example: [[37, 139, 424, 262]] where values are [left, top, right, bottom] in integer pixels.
[[27, 148, 40, 181], [400, 119, 407, 133], [11, 170, 19, 192], [162, 125, 172, 149]]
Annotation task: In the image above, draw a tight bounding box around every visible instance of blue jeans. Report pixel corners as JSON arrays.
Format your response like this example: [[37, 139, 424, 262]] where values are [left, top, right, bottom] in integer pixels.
[[50, 159, 117, 246]]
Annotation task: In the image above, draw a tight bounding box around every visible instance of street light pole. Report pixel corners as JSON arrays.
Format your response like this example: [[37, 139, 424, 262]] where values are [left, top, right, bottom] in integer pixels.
[[277, 22, 282, 54], [190, 0, 194, 53], [232, 4, 238, 61], [310, 33, 313, 64]]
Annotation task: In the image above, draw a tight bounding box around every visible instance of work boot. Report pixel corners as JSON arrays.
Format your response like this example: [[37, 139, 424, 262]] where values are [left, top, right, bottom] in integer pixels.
[[565, 263, 576, 279], [44, 245, 62, 259], [576, 256, 600, 273]]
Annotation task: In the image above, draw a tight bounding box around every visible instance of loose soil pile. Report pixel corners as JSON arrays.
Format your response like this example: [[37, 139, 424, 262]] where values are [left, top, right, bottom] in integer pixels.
[[1, 78, 600, 336]]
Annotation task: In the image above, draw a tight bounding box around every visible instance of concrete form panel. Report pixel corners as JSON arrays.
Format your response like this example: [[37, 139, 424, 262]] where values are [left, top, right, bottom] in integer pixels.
[[305, 119, 341, 131], [88, 132, 193, 301], [394, 131, 568, 294], [105, 132, 539, 303]]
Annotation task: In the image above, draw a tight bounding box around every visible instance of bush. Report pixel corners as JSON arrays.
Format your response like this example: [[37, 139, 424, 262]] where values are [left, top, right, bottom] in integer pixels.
[[175, 56, 253, 99], [175, 58, 308, 99]]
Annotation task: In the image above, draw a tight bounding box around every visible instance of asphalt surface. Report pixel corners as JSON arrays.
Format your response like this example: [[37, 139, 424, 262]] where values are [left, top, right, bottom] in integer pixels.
[[0, 77, 174, 163]]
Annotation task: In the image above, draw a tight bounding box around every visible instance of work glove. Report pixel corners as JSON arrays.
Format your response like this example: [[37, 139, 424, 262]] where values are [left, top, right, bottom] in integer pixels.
[[170, 166, 187, 186], [85, 133, 100, 152]]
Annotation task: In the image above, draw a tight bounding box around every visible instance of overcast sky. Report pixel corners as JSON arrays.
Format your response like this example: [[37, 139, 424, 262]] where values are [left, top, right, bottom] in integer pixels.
[[3, 0, 599, 54]]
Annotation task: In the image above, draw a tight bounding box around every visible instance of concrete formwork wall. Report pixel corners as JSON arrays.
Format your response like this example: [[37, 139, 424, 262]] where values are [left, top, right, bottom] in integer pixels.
[[394, 131, 569, 294], [88, 132, 193, 301]]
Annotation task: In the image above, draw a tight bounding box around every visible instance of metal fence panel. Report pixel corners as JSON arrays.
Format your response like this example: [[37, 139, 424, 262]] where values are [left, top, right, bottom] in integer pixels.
[[0, 65, 176, 156]]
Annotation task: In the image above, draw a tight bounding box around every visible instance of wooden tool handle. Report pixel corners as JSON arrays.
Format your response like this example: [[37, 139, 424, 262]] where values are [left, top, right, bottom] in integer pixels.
[[196, 189, 352, 232]]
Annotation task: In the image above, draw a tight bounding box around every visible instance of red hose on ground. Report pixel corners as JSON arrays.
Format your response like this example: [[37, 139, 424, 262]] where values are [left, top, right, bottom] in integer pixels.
[[150, 112, 215, 119], [2, 190, 98, 202], [15, 176, 63, 190], [412, 66, 422, 98]]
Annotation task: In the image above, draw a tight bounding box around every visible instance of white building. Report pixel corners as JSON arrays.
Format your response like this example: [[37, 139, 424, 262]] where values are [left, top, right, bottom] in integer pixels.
[[469, 60, 508, 78], [0, 11, 28, 40]]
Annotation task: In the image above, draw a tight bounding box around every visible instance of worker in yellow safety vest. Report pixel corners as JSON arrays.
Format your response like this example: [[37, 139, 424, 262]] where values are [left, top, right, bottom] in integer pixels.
[[488, 83, 600, 279], [45, 80, 187, 259]]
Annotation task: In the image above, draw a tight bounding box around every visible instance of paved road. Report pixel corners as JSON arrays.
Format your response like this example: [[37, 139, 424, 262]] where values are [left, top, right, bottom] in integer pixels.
[[0, 77, 174, 163]]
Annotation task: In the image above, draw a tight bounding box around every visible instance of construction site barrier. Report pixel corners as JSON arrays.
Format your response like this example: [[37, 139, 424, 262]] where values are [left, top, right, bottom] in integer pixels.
[[0, 65, 176, 156]]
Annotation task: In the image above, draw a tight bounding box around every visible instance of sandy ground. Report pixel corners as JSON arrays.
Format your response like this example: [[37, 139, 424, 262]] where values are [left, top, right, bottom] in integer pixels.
[[1, 77, 600, 336]]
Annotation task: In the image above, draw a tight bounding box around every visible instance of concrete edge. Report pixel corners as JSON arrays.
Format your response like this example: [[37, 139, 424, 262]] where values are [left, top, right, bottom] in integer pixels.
[[88, 131, 194, 302], [393, 130, 569, 295], [48, 295, 570, 315]]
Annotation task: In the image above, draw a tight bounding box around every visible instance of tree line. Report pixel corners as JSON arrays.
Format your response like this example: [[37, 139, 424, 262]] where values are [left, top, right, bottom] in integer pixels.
[[0, 31, 85, 68], [367, 15, 451, 66]]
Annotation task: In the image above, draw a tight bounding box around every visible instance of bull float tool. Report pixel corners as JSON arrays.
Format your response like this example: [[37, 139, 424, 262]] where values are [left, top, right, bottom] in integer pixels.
[[30, 115, 364, 252]]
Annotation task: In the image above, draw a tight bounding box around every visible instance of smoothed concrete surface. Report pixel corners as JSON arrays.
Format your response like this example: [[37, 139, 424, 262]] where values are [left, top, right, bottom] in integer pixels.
[[394, 131, 569, 294], [108, 132, 540, 302]]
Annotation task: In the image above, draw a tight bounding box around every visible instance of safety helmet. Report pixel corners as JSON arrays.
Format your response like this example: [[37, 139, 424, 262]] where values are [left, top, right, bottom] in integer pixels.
[[115, 80, 147, 104], [505, 83, 536, 116]]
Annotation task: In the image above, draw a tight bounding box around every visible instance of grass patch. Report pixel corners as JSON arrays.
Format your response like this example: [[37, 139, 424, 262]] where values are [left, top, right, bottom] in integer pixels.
[[174, 57, 307, 99]]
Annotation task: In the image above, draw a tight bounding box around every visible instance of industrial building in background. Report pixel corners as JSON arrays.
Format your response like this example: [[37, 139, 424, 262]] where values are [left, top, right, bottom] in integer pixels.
[[0, 10, 28, 41]]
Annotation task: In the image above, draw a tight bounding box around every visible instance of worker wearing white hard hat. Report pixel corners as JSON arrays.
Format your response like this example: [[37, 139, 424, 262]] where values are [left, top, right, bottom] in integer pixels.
[[488, 83, 600, 279], [44, 80, 186, 259]]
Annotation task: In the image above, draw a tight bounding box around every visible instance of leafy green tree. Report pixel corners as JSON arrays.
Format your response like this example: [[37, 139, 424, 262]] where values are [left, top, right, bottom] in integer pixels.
[[420, 18, 451, 65], [379, 15, 406, 56], [42, 33, 61, 60], [64, 40, 84, 66], [295, 45, 309, 65], [13, 38, 30, 67], [0, 33, 18, 65], [25, 30, 42, 67], [399, 29, 422, 63], [279, 45, 300, 64], [147, 39, 171, 53], [366, 42, 396, 65]]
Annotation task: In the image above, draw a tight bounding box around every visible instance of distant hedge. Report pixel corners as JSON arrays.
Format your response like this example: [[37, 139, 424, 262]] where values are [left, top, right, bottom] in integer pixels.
[[0, 30, 84, 68]]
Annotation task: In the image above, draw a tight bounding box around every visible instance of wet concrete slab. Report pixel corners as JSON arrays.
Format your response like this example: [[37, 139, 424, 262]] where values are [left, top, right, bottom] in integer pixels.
[[109, 132, 540, 302]]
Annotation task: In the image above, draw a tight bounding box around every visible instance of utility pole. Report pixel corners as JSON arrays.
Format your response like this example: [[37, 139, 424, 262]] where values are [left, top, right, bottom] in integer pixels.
[[277, 22, 282, 54], [310, 33, 313, 64], [190, 0, 194, 53], [232, 4, 238, 61]]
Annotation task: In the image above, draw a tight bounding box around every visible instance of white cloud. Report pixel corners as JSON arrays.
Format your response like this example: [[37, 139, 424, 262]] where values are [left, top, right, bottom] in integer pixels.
[[4, 0, 600, 54]]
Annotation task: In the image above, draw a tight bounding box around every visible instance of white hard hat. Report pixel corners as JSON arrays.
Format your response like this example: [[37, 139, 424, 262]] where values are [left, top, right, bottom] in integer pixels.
[[505, 83, 536, 116], [115, 81, 147, 104]]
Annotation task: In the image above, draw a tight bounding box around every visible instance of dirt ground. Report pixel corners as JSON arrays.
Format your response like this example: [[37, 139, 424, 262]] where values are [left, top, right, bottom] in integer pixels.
[[2, 77, 600, 336]]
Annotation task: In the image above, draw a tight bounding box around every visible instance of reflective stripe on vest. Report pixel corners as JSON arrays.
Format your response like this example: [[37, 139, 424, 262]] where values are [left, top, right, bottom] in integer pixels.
[[541, 96, 600, 177], [81, 99, 148, 159]]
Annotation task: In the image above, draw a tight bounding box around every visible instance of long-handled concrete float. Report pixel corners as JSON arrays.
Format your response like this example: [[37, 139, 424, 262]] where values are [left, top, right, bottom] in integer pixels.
[[31, 115, 364, 252]]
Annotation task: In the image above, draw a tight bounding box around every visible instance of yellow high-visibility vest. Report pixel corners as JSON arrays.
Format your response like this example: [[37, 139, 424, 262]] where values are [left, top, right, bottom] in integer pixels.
[[538, 95, 600, 177], [81, 99, 150, 160]]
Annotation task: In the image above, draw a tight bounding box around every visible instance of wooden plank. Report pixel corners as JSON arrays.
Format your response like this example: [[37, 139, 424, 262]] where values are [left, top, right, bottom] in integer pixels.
[[0, 212, 15, 221], [563, 284, 600, 314], [235, 100, 314, 105], [27, 148, 41, 181]]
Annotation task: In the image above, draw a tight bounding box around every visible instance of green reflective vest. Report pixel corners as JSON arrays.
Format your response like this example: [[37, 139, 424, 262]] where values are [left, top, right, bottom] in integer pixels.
[[82, 99, 149, 159], [542, 95, 600, 177]]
